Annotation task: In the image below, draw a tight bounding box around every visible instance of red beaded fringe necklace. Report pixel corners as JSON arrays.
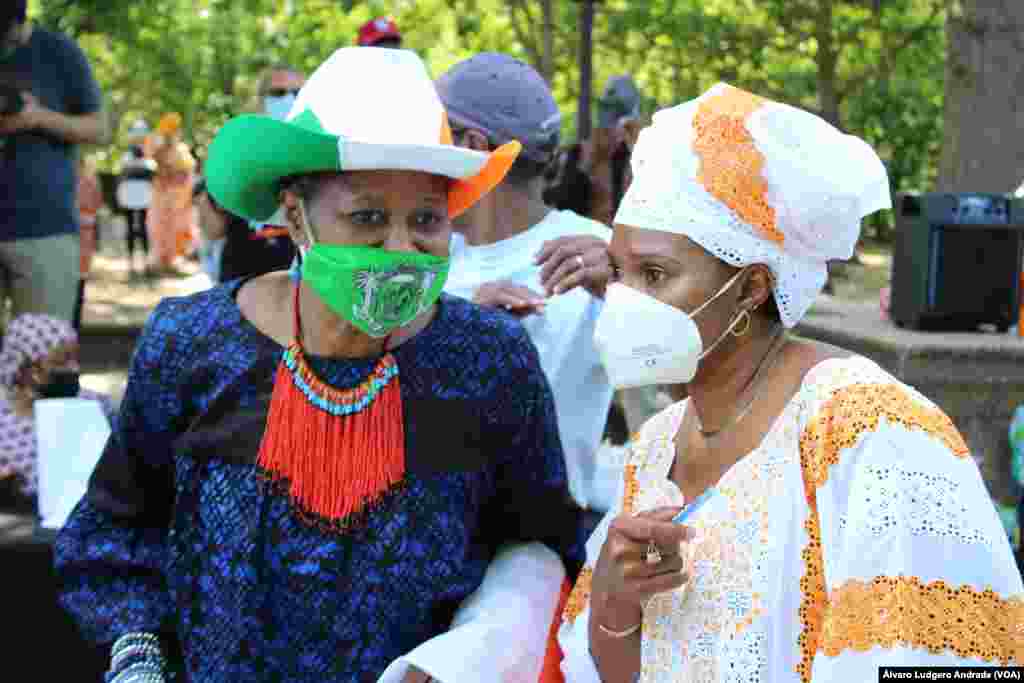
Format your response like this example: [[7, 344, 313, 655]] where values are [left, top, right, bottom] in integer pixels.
[[255, 285, 405, 532]]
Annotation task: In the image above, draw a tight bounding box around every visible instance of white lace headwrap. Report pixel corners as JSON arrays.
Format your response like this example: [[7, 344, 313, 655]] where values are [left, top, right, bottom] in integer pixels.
[[615, 82, 892, 327]]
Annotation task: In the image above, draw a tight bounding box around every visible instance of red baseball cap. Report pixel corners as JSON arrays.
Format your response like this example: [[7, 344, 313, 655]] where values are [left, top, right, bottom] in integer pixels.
[[357, 17, 401, 46]]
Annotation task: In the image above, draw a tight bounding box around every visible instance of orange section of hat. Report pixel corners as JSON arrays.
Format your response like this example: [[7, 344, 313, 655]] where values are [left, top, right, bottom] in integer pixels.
[[448, 141, 521, 219], [693, 86, 784, 245]]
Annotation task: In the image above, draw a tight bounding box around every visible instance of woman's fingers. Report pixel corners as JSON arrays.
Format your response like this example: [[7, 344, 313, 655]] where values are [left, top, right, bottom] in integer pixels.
[[533, 238, 561, 269], [635, 567, 690, 599], [598, 508, 698, 610], [473, 281, 546, 310], [641, 507, 688, 523], [476, 289, 525, 309], [619, 552, 685, 581], [503, 283, 546, 303], [580, 259, 614, 298], [611, 510, 695, 549], [538, 243, 577, 292], [536, 236, 609, 290], [547, 261, 585, 297]]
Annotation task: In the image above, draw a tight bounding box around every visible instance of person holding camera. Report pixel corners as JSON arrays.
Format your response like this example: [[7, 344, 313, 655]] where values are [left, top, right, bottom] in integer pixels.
[[0, 0, 108, 325]]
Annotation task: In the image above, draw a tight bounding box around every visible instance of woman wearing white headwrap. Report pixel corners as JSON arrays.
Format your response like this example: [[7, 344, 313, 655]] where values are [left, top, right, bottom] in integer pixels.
[[556, 84, 1024, 682]]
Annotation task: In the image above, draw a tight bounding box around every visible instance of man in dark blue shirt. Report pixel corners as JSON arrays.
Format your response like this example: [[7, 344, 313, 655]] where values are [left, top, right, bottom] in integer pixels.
[[0, 0, 108, 324]]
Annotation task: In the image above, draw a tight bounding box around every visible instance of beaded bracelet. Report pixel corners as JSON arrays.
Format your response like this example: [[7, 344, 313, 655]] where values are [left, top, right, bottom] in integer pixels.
[[109, 632, 167, 682], [111, 643, 167, 673], [109, 661, 166, 683], [111, 632, 162, 655]]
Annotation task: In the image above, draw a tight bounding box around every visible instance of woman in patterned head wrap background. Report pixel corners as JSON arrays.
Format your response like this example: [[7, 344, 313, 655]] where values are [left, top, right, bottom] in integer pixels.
[[0, 314, 114, 508]]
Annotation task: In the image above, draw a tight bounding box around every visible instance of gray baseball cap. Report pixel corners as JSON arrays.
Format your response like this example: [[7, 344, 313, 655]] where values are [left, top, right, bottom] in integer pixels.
[[436, 53, 561, 163], [597, 76, 641, 129]]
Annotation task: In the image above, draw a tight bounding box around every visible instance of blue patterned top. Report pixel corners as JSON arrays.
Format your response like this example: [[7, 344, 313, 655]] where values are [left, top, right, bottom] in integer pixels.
[[55, 280, 585, 682]]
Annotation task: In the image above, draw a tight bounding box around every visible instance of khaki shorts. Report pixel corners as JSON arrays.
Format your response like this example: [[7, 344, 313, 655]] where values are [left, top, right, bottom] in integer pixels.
[[0, 232, 80, 325]]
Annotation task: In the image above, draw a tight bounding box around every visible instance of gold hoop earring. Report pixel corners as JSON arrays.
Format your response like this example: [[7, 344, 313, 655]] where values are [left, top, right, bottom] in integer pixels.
[[731, 309, 752, 337]]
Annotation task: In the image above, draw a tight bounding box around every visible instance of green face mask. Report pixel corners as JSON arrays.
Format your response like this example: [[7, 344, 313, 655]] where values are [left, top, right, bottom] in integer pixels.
[[302, 244, 450, 338]]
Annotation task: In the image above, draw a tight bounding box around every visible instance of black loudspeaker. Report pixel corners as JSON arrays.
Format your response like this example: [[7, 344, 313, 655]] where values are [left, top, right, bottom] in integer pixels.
[[890, 193, 1024, 332]]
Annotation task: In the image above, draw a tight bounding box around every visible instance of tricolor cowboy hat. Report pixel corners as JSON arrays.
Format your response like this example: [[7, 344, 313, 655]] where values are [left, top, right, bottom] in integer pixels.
[[205, 47, 520, 223]]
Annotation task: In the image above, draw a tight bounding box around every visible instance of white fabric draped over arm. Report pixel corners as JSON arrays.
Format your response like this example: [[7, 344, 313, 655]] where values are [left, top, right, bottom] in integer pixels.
[[558, 475, 629, 683], [556, 516, 610, 683], [378, 542, 565, 683]]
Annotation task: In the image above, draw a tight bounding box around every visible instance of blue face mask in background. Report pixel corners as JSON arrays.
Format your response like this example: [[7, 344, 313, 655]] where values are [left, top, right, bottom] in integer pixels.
[[263, 94, 297, 121]]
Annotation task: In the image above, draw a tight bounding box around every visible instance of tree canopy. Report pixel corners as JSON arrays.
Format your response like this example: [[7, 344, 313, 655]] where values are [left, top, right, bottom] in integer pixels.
[[32, 0, 947, 212]]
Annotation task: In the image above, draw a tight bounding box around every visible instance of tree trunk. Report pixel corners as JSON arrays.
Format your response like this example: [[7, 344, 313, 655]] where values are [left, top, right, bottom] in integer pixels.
[[815, 0, 845, 292], [541, 0, 555, 84], [577, 0, 596, 142], [815, 0, 842, 128], [937, 0, 1024, 193]]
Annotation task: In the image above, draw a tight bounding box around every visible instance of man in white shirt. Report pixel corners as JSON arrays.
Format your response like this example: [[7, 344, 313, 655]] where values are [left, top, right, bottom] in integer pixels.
[[437, 53, 619, 513]]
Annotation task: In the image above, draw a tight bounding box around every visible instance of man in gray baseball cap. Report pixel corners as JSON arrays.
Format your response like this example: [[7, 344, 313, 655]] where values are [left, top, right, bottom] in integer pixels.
[[437, 53, 620, 516], [597, 75, 641, 130]]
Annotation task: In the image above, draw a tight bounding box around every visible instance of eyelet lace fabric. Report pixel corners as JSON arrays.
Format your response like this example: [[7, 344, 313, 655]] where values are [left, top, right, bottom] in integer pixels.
[[615, 82, 892, 328], [639, 399, 797, 683], [838, 464, 993, 547]]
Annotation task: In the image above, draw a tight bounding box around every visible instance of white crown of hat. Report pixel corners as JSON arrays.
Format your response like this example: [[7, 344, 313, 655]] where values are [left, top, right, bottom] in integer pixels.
[[288, 48, 441, 145], [616, 82, 891, 327], [284, 47, 486, 179]]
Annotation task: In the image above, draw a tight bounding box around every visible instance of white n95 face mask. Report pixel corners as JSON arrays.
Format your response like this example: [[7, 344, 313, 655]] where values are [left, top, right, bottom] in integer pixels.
[[593, 270, 746, 389]]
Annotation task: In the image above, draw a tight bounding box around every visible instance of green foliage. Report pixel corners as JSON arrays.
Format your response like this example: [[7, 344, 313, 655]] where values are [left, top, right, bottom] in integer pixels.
[[29, 0, 947, 213]]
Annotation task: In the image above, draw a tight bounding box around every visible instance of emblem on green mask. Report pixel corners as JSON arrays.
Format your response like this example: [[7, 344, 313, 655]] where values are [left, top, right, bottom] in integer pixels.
[[303, 245, 449, 338]]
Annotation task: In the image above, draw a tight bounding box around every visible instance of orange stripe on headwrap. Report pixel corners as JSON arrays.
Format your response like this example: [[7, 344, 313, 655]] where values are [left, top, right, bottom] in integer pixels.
[[693, 85, 784, 244]]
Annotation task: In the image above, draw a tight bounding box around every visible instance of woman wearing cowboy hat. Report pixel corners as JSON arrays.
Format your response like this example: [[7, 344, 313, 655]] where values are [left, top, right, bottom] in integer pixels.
[[56, 48, 583, 683], [556, 84, 1023, 682]]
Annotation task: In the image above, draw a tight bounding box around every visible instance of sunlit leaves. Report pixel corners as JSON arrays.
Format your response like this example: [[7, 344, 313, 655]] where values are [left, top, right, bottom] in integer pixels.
[[29, 0, 946, 198]]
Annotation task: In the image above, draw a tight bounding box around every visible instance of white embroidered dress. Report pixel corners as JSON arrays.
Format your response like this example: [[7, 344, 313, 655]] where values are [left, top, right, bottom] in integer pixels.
[[558, 356, 1024, 682]]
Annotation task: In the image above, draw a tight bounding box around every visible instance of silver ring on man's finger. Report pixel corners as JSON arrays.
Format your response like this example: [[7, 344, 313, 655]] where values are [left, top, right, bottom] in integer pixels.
[[645, 539, 663, 565], [576, 255, 586, 271]]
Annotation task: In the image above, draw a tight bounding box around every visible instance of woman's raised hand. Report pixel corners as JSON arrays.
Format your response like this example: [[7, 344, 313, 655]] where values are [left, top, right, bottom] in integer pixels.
[[590, 507, 693, 629]]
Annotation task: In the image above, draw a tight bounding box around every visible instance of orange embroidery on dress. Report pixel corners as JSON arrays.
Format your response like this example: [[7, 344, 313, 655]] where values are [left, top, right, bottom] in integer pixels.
[[821, 576, 1024, 664], [800, 383, 968, 499], [562, 465, 641, 625], [692, 85, 783, 244], [563, 568, 594, 625], [796, 509, 826, 683], [622, 464, 640, 514]]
